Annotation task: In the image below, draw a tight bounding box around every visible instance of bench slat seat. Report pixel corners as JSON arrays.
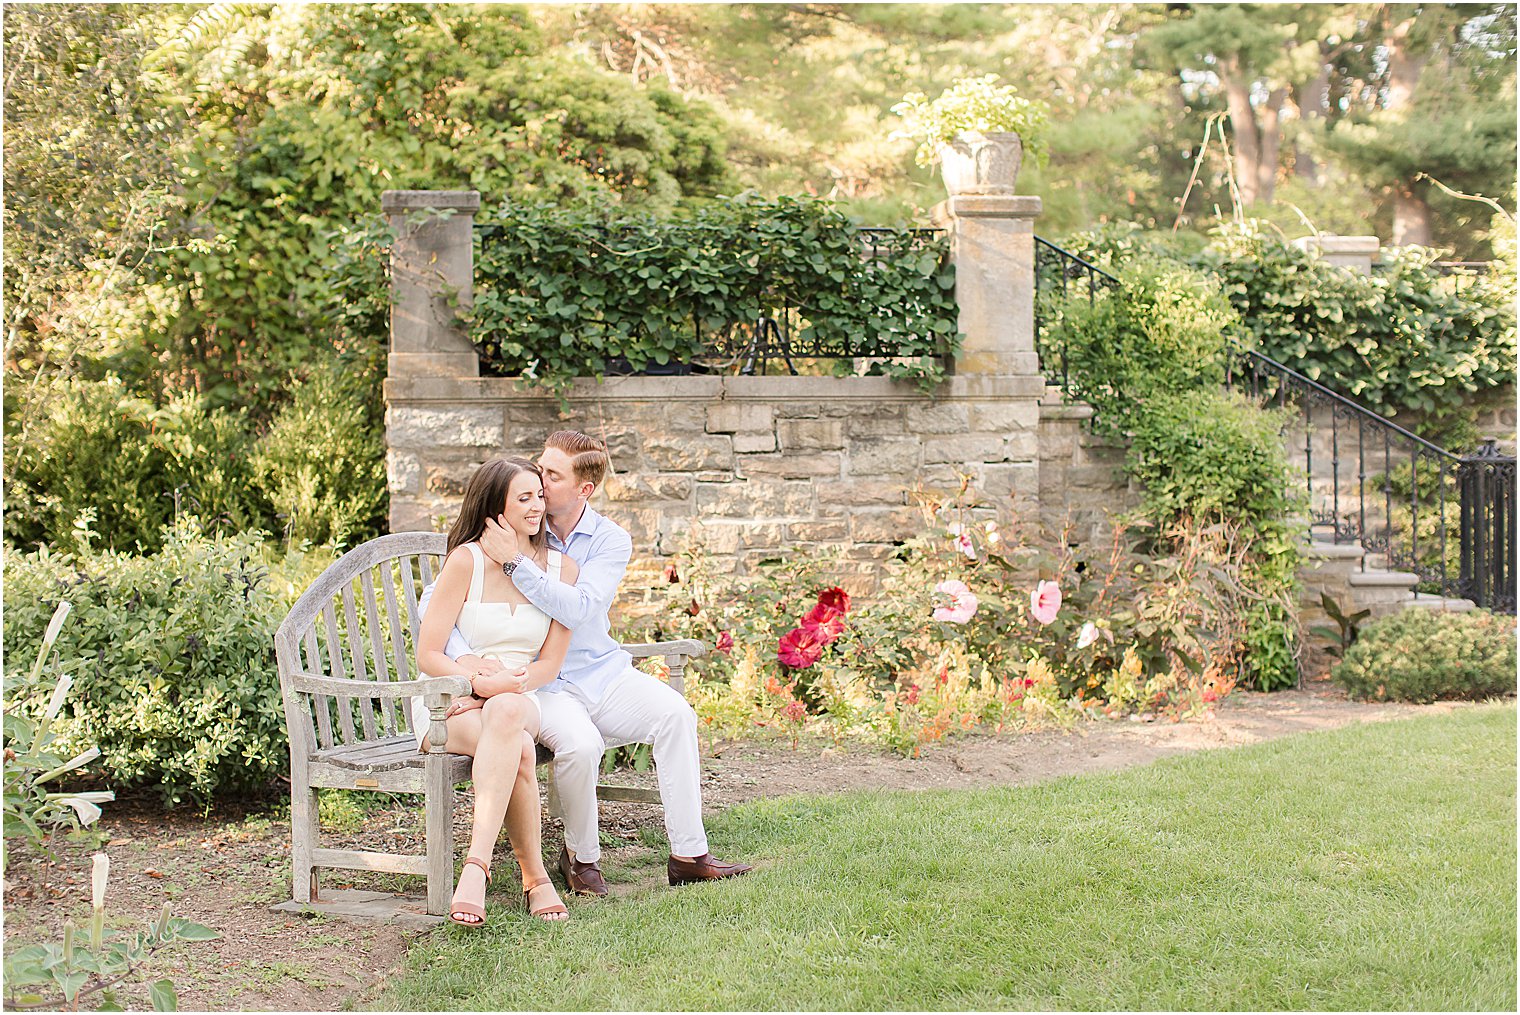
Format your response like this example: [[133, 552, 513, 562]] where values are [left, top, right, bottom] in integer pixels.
[[275, 531, 705, 919]]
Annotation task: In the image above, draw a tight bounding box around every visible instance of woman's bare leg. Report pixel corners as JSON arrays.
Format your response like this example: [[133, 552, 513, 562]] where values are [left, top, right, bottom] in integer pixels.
[[442, 693, 532, 923], [503, 717, 567, 920]]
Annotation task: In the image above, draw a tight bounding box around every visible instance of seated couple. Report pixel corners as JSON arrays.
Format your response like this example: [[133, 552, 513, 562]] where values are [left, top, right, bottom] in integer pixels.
[[412, 430, 751, 927]]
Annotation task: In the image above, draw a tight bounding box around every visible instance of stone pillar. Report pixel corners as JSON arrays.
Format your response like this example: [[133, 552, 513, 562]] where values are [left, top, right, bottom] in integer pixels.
[[1292, 234, 1380, 274], [930, 195, 1043, 376], [382, 190, 481, 378]]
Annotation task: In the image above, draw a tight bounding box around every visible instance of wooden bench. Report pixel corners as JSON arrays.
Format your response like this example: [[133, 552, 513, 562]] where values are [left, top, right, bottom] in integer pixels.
[[273, 532, 705, 918]]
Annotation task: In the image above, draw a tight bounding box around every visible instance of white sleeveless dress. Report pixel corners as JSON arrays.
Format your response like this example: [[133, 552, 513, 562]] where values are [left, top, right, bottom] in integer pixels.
[[412, 544, 561, 747]]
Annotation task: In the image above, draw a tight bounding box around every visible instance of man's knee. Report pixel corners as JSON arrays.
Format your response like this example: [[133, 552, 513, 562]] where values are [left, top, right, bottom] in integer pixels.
[[655, 697, 698, 738], [550, 731, 606, 776]]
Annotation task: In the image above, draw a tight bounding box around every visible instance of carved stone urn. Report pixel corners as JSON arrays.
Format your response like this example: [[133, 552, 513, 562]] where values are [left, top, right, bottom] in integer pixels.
[[937, 130, 1023, 196]]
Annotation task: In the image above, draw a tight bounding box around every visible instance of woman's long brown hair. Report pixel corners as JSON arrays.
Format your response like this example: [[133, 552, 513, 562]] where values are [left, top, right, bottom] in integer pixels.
[[447, 457, 550, 556]]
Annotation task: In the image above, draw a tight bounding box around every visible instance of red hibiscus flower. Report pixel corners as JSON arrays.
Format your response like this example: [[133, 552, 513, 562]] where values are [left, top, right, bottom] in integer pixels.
[[803, 601, 840, 626], [807, 613, 846, 645], [777, 626, 825, 669], [816, 587, 851, 616], [715, 631, 734, 656]]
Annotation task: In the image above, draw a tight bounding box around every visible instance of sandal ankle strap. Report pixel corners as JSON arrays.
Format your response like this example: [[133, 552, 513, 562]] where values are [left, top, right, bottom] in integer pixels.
[[462, 856, 492, 883], [523, 876, 552, 891]]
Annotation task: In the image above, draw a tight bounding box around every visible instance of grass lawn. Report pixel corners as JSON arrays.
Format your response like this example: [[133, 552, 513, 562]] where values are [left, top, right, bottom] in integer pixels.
[[375, 704, 1516, 1011]]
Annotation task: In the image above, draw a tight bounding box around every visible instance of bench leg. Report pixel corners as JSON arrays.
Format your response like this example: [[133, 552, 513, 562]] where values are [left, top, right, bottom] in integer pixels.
[[291, 785, 319, 903], [543, 762, 563, 823], [424, 756, 454, 917]]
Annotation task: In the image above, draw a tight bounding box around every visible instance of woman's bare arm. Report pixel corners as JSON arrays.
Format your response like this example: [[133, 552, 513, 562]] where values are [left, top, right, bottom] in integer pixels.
[[416, 550, 473, 681]]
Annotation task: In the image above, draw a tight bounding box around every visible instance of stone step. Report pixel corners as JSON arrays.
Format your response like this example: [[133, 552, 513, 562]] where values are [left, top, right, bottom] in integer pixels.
[[1304, 540, 1366, 561], [1403, 593, 1479, 613], [1347, 569, 1421, 588], [1354, 588, 1418, 608]]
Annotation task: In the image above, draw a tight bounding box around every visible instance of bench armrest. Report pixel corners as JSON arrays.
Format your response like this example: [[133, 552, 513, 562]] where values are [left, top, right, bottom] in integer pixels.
[[289, 673, 473, 754], [288, 673, 474, 700], [623, 639, 707, 660]]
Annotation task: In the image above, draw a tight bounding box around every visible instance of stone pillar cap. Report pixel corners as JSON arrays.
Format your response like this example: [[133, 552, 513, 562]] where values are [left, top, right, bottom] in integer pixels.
[[1293, 234, 1380, 255], [931, 194, 1042, 225], [382, 190, 481, 213]]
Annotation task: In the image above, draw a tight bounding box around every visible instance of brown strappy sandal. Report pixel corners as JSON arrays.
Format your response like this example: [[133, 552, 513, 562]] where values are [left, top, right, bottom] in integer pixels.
[[523, 877, 569, 922], [448, 856, 491, 928]]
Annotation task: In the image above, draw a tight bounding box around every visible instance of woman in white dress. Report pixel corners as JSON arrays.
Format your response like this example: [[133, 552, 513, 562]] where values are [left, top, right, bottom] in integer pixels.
[[415, 456, 580, 926]]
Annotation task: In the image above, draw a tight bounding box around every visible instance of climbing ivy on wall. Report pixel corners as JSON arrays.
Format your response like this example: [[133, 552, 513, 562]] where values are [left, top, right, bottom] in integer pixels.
[[465, 194, 960, 394]]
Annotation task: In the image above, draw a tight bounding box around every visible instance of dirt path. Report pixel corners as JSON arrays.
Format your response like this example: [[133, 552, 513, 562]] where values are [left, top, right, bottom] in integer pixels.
[[1, 679, 1464, 1012]]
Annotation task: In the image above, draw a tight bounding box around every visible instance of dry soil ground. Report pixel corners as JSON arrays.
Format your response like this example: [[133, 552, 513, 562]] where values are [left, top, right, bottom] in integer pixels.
[[2, 677, 1465, 1012]]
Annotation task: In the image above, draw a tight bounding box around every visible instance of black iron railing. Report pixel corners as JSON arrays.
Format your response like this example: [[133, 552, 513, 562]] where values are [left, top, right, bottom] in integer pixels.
[[1033, 236, 1120, 395], [1227, 349, 1516, 613], [698, 228, 947, 375]]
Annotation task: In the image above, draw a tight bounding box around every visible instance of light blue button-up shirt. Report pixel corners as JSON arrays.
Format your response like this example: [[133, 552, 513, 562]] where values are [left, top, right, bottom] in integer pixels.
[[424, 504, 634, 704]]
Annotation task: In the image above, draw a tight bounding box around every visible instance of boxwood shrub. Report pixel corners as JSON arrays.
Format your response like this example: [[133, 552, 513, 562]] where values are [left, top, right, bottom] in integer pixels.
[[1333, 607, 1517, 703], [1, 523, 328, 806]]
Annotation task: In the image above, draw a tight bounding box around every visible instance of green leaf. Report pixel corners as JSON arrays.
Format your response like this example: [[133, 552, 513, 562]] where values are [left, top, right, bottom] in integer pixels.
[[149, 979, 179, 1011]]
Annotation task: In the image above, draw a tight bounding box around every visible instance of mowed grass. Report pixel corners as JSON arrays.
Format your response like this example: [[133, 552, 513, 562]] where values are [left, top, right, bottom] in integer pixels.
[[375, 704, 1516, 1011]]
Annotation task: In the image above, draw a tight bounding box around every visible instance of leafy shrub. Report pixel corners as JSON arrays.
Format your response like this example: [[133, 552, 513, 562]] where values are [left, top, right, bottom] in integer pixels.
[[3, 603, 115, 848], [1038, 253, 1236, 427], [1197, 223, 1515, 440], [3, 379, 271, 554], [1332, 608, 1517, 703], [1124, 389, 1306, 690], [1, 523, 311, 806], [1125, 389, 1303, 536], [250, 351, 386, 548], [1058, 220, 1517, 442], [467, 194, 960, 395]]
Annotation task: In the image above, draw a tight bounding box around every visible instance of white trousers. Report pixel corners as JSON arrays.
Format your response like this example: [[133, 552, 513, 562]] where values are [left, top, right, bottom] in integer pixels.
[[535, 668, 708, 864]]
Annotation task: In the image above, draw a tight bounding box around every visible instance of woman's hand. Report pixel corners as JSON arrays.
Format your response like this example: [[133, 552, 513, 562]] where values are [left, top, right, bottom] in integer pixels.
[[499, 667, 530, 694], [479, 515, 521, 565], [458, 655, 504, 681], [474, 666, 531, 696], [444, 694, 484, 719]]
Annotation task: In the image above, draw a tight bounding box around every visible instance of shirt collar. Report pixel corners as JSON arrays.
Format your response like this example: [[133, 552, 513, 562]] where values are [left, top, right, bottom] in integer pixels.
[[551, 503, 601, 548]]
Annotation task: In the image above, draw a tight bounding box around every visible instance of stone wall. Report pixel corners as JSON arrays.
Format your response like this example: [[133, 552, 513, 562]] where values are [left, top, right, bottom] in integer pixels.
[[383, 373, 1149, 597]]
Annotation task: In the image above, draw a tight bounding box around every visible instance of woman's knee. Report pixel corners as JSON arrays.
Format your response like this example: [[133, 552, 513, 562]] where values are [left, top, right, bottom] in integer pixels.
[[481, 692, 529, 731]]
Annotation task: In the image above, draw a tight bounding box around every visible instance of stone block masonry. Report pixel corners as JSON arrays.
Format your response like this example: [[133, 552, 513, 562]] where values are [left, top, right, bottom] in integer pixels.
[[381, 374, 1142, 596]]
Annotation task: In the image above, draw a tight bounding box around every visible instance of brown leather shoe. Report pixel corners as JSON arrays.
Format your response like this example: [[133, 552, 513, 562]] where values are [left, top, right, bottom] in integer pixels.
[[667, 852, 754, 886], [557, 846, 608, 897]]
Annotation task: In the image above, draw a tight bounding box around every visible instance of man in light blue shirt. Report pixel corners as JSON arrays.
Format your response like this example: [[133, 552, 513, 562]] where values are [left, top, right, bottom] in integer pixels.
[[420, 431, 751, 895]]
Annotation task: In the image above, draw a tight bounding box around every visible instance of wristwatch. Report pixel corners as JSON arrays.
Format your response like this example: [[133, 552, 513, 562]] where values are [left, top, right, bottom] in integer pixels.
[[501, 553, 524, 577]]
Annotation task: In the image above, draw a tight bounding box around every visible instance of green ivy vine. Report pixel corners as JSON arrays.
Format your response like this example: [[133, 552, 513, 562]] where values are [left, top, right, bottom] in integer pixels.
[[463, 194, 961, 395]]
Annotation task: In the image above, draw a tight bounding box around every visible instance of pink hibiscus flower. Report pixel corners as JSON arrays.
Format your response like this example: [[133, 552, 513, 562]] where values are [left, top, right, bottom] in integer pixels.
[[932, 579, 980, 624], [816, 587, 851, 617], [1030, 580, 1062, 625]]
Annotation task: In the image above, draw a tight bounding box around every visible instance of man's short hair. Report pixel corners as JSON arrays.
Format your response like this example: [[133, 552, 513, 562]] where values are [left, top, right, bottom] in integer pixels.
[[544, 430, 609, 489]]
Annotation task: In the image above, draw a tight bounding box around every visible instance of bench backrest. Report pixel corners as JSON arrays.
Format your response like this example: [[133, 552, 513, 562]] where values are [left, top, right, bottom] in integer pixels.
[[275, 532, 447, 751]]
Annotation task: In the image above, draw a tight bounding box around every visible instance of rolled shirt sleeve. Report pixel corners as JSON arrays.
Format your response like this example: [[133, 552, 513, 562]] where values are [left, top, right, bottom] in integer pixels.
[[511, 524, 632, 630]]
